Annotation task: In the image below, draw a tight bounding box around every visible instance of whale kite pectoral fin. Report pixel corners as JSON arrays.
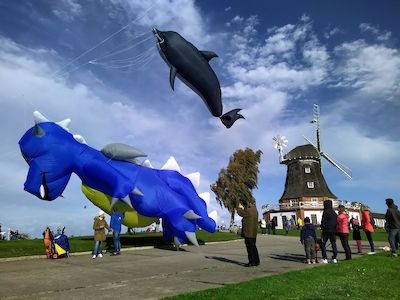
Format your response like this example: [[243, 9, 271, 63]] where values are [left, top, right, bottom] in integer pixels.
[[220, 108, 245, 129], [200, 51, 218, 62], [184, 209, 202, 220], [185, 231, 199, 247], [169, 66, 177, 90]]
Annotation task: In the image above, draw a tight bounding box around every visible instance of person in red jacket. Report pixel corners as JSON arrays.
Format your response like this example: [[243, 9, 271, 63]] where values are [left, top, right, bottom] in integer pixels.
[[361, 207, 375, 254], [337, 205, 352, 260]]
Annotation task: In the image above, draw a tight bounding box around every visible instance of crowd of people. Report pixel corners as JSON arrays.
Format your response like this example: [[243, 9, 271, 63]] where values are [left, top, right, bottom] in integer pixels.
[[235, 197, 400, 267], [0, 224, 24, 241], [4, 197, 399, 267]]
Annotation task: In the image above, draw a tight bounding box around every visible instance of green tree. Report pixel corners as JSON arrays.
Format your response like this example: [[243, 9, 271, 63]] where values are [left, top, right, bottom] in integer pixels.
[[210, 148, 262, 228]]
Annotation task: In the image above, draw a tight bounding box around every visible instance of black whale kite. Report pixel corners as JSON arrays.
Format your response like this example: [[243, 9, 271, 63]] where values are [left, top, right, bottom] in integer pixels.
[[153, 28, 244, 128]]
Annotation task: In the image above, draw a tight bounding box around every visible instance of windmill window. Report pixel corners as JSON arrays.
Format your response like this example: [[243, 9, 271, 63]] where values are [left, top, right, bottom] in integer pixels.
[[305, 167, 311, 173], [307, 182, 314, 188]]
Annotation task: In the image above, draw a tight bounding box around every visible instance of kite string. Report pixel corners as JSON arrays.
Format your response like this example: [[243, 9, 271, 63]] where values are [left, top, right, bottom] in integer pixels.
[[52, 3, 155, 78], [90, 31, 153, 63], [91, 47, 155, 68]]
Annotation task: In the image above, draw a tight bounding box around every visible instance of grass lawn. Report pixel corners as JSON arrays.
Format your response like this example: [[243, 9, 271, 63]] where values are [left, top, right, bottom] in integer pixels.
[[0, 230, 242, 258], [165, 253, 400, 300]]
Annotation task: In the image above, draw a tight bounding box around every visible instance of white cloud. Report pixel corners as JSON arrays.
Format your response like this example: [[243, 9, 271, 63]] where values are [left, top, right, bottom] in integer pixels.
[[360, 23, 392, 41], [333, 40, 400, 100], [52, 0, 82, 22], [109, 0, 210, 46]]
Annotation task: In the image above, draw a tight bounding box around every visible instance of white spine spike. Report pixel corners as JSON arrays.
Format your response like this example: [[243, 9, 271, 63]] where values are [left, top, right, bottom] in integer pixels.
[[142, 159, 153, 168], [121, 195, 133, 208], [132, 187, 144, 197], [73, 134, 87, 144], [161, 156, 181, 172], [199, 192, 210, 205], [56, 118, 71, 132], [185, 231, 199, 247], [33, 111, 49, 124], [110, 197, 119, 208], [184, 209, 202, 220], [185, 172, 200, 188]]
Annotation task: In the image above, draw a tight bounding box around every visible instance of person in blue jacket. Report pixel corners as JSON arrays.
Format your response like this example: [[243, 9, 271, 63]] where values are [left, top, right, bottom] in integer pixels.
[[110, 208, 124, 256], [300, 217, 317, 264]]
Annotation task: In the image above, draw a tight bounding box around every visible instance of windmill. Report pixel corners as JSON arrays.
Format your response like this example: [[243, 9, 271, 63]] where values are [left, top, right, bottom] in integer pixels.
[[272, 134, 288, 163], [304, 104, 352, 180]]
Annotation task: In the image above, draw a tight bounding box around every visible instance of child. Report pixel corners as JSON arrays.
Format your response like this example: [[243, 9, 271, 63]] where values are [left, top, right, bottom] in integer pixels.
[[300, 217, 317, 264], [352, 217, 363, 254]]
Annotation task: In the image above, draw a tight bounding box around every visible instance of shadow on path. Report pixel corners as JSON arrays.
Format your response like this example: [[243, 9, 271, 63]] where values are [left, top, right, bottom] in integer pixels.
[[268, 253, 305, 263], [205, 256, 246, 266]]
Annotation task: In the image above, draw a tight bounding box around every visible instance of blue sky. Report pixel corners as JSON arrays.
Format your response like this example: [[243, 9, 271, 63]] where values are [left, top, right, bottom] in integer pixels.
[[0, 0, 399, 238]]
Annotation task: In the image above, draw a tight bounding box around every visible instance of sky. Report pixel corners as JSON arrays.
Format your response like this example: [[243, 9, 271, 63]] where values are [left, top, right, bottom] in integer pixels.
[[0, 0, 399, 238]]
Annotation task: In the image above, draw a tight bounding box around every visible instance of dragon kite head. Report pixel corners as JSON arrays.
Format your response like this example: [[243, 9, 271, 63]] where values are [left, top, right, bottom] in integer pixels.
[[18, 111, 85, 200]]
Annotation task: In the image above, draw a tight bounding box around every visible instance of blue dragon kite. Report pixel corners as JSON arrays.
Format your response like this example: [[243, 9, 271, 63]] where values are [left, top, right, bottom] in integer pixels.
[[19, 111, 216, 247]]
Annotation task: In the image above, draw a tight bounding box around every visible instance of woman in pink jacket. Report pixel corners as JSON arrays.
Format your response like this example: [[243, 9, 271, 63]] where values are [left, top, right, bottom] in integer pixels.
[[337, 205, 352, 260], [361, 207, 375, 254]]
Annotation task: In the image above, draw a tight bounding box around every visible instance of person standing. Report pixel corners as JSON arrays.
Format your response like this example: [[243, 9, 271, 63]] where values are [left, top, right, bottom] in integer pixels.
[[320, 200, 338, 263], [110, 208, 125, 256], [260, 218, 267, 235], [92, 210, 110, 259], [352, 217, 363, 254], [271, 218, 277, 235], [384, 198, 400, 257], [297, 217, 303, 229], [361, 207, 376, 254], [236, 202, 260, 267], [337, 205, 352, 260], [284, 219, 291, 235], [300, 217, 317, 264]]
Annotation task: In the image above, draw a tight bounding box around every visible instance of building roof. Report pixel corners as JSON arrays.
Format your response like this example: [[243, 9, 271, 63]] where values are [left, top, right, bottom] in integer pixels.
[[282, 144, 319, 163]]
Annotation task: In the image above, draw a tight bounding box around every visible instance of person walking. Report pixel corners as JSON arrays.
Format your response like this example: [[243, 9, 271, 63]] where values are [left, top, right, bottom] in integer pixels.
[[320, 200, 338, 263], [337, 205, 352, 260], [92, 210, 110, 259], [236, 202, 260, 267], [361, 207, 376, 254], [110, 208, 125, 256], [384, 198, 400, 257], [352, 217, 363, 254], [300, 217, 317, 264]]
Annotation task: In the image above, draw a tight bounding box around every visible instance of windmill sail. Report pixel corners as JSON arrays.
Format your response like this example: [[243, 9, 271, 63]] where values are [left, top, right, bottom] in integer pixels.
[[303, 135, 352, 180], [320, 152, 352, 180]]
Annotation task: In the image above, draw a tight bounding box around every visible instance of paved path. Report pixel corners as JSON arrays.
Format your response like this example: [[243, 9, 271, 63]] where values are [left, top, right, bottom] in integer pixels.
[[0, 235, 384, 300]]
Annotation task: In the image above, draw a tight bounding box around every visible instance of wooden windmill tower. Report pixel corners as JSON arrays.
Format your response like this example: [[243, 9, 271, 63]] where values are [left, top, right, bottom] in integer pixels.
[[272, 104, 352, 220]]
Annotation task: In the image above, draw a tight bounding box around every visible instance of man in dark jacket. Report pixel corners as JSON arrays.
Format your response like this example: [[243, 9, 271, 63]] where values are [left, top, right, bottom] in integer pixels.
[[320, 200, 338, 263], [236, 202, 260, 267], [385, 198, 400, 256]]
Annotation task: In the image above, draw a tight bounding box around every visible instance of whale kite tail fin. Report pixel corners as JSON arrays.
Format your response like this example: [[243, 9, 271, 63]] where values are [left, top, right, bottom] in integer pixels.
[[220, 108, 245, 128]]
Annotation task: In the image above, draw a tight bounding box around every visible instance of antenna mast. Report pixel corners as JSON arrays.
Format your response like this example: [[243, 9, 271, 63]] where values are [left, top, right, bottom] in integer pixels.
[[311, 104, 322, 171]]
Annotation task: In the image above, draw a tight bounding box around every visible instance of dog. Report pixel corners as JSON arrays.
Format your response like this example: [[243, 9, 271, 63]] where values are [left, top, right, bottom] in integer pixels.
[[314, 238, 323, 263]]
